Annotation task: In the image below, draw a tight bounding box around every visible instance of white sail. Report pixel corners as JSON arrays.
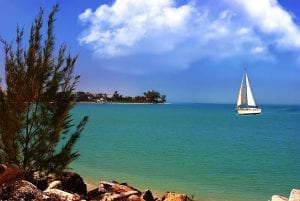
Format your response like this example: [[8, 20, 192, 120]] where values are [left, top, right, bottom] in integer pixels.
[[236, 77, 243, 107], [245, 73, 256, 106]]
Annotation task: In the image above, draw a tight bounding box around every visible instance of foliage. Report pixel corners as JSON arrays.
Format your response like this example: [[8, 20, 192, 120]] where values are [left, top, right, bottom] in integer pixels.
[[75, 90, 167, 103], [143, 90, 166, 103], [0, 4, 88, 174]]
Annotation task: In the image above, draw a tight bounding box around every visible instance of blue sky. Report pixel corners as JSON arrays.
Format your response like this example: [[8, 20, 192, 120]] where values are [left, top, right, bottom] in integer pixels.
[[0, 0, 300, 104]]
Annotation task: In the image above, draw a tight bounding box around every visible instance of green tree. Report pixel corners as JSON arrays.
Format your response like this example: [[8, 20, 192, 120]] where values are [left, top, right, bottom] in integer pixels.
[[160, 95, 166, 103], [112, 91, 120, 102], [0, 4, 88, 174], [143, 90, 166, 103]]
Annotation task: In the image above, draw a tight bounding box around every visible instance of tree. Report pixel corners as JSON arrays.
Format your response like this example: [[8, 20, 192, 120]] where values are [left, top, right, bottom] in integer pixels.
[[112, 91, 120, 102], [0, 4, 88, 174], [160, 95, 166, 103], [143, 90, 166, 103]]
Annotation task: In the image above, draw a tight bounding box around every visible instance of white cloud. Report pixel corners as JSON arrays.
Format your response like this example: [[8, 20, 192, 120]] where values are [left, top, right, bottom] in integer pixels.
[[79, 0, 193, 57], [78, 0, 300, 73], [232, 0, 300, 48], [251, 46, 265, 54]]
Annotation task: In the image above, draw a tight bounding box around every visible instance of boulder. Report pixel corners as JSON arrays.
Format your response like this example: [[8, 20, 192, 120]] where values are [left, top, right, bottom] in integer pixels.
[[59, 172, 87, 196], [88, 181, 145, 201], [44, 188, 81, 201], [45, 180, 62, 191], [101, 190, 139, 201], [87, 182, 113, 200], [111, 183, 137, 194], [289, 189, 300, 201], [161, 192, 189, 201], [100, 180, 141, 194], [142, 189, 155, 201], [88, 187, 101, 199], [129, 194, 142, 201], [0, 180, 44, 200], [271, 195, 288, 201]]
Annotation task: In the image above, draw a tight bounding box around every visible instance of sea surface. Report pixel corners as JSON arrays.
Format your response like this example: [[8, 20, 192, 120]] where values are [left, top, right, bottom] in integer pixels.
[[70, 103, 300, 201]]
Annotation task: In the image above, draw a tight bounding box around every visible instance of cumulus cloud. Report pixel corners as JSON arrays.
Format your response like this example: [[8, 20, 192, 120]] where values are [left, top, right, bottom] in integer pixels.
[[232, 0, 300, 48], [79, 0, 193, 57], [78, 0, 300, 73]]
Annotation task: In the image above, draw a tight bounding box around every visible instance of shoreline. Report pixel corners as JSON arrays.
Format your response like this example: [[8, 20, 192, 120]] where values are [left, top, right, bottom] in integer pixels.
[[82, 177, 164, 198], [76, 101, 171, 105], [81, 175, 211, 201], [80, 173, 200, 199]]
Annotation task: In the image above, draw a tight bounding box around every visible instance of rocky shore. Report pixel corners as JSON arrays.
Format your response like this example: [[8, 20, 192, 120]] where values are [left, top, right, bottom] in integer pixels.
[[272, 189, 300, 201], [1, 166, 299, 201], [0, 166, 192, 201]]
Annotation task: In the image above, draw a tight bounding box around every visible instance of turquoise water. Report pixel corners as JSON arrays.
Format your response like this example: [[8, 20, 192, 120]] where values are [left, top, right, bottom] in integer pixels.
[[70, 103, 300, 201]]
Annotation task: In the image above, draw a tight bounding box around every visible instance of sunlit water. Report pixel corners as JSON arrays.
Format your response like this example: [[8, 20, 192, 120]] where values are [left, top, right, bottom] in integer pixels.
[[70, 103, 300, 201]]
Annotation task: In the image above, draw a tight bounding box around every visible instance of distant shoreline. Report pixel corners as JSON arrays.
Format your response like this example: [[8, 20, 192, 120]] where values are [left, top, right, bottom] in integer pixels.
[[75, 101, 170, 105]]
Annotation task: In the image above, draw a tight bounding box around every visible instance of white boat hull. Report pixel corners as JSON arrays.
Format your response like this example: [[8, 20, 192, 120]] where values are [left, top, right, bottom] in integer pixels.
[[236, 107, 261, 115]]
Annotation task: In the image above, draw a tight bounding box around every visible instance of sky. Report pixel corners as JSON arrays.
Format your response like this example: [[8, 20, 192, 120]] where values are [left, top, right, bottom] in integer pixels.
[[0, 0, 300, 104]]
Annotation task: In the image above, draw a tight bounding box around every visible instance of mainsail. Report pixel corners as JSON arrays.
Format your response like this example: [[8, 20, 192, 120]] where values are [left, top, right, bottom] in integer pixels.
[[237, 73, 256, 107], [245, 74, 256, 106]]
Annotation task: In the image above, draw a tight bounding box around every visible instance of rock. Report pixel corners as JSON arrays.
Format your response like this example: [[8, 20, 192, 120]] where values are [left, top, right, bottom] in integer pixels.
[[99, 183, 108, 193], [271, 195, 288, 201], [45, 180, 62, 191], [88, 187, 101, 199], [87, 182, 113, 200], [59, 172, 87, 196], [101, 190, 139, 201], [45, 188, 81, 201], [111, 183, 137, 193], [142, 189, 155, 201], [162, 192, 189, 201], [0, 180, 44, 200], [88, 181, 142, 200], [129, 194, 142, 201], [289, 189, 300, 201], [99, 180, 141, 194]]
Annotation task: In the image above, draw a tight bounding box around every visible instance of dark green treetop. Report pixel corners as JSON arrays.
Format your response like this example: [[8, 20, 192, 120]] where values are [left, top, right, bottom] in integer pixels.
[[143, 90, 166, 104]]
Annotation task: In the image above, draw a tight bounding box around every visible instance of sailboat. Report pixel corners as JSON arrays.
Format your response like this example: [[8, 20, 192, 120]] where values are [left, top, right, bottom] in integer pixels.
[[236, 72, 261, 115]]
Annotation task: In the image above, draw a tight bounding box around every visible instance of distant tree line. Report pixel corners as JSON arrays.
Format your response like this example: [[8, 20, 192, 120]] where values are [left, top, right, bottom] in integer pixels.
[[74, 90, 167, 104]]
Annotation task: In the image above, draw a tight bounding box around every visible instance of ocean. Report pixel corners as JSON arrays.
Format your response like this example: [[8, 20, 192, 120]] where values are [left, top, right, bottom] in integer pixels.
[[70, 103, 300, 201]]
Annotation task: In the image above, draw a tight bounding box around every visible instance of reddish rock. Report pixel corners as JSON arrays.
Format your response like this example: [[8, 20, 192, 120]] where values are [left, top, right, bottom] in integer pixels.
[[101, 190, 139, 201], [129, 194, 142, 201], [87, 186, 105, 200], [111, 183, 136, 193], [161, 192, 189, 201]]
